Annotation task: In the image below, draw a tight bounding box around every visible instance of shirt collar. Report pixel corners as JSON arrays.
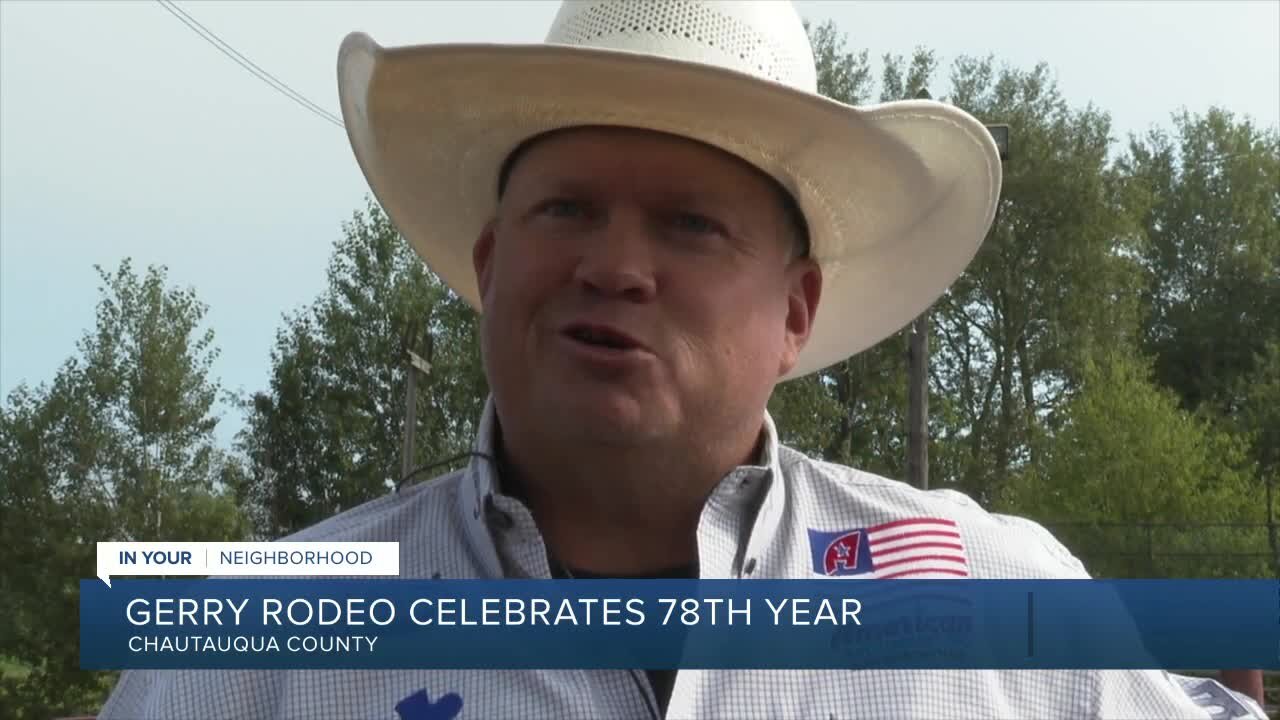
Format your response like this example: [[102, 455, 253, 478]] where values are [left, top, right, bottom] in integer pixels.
[[457, 395, 787, 579], [457, 396, 506, 578]]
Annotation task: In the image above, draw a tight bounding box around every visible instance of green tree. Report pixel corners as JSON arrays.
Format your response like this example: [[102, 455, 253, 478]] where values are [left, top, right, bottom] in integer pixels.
[[1120, 108, 1280, 414], [999, 351, 1264, 578], [929, 58, 1144, 503], [0, 260, 246, 719], [778, 27, 1148, 507], [236, 201, 487, 538], [1237, 341, 1280, 488], [1119, 110, 1279, 546], [1235, 340, 1280, 571]]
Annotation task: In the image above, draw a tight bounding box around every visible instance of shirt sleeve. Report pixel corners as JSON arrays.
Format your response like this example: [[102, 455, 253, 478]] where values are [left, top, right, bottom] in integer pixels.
[[1168, 673, 1269, 720], [985, 512, 1264, 719], [97, 668, 280, 719], [1092, 668, 1267, 720]]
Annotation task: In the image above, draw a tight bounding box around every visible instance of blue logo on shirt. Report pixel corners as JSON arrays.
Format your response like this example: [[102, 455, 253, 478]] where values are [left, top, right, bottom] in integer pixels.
[[396, 689, 463, 720]]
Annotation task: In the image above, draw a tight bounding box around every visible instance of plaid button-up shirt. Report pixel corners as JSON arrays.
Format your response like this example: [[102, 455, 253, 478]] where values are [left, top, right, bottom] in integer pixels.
[[101, 399, 1264, 719]]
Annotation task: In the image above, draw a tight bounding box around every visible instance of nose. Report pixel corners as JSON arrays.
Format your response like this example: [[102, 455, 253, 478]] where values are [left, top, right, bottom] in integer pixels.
[[572, 210, 658, 303]]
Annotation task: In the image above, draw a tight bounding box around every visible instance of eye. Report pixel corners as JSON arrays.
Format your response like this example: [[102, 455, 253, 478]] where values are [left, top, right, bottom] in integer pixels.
[[672, 212, 723, 236], [538, 198, 587, 219]]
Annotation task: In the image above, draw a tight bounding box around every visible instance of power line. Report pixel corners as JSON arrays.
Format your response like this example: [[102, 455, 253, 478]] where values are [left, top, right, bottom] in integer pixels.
[[157, 0, 343, 128], [156, 0, 343, 128], [155, 0, 345, 130]]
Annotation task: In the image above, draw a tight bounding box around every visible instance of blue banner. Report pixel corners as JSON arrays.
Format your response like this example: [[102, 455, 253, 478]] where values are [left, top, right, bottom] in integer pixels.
[[80, 579, 1279, 670]]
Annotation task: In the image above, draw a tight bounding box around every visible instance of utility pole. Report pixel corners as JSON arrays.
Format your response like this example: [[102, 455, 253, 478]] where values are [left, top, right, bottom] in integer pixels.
[[906, 88, 1009, 491], [400, 331, 433, 483], [907, 311, 930, 489], [907, 88, 934, 491], [1269, 475, 1277, 575]]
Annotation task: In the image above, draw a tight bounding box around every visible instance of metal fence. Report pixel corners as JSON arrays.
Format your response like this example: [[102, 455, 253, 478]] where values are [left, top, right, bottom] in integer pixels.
[[1039, 521, 1278, 579], [1041, 522, 1277, 716]]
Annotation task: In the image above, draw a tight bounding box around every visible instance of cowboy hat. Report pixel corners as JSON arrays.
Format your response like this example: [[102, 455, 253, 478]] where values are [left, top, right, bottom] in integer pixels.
[[336, 0, 1002, 380]]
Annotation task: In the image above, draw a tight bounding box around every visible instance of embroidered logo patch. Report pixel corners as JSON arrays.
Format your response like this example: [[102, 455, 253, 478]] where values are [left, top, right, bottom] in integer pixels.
[[808, 517, 969, 578], [396, 690, 464, 720]]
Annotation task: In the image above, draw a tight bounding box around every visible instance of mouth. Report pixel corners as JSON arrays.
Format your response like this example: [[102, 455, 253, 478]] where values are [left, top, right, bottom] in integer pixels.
[[561, 323, 646, 352]]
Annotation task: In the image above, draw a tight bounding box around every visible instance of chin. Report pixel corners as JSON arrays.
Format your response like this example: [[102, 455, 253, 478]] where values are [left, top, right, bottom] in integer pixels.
[[553, 390, 673, 444]]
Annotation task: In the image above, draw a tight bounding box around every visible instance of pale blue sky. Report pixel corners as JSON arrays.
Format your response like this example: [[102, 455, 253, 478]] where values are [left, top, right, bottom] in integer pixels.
[[2, 1, 1277, 447]]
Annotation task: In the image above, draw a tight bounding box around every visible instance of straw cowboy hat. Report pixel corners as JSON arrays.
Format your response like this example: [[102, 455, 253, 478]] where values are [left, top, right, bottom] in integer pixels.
[[336, 0, 1002, 380]]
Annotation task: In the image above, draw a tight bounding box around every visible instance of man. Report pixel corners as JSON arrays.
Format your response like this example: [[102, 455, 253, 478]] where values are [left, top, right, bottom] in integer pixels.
[[102, 2, 1266, 718]]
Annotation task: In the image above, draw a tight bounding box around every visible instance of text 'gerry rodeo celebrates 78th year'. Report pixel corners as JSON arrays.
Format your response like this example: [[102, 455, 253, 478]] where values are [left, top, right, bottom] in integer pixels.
[[125, 596, 865, 628]]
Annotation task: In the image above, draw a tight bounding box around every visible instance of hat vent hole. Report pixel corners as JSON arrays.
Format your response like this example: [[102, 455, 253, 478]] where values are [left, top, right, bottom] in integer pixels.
[[553, 0, 803, 89]]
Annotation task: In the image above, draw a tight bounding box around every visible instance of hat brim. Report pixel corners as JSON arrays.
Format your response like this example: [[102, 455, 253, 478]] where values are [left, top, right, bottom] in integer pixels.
[[337, 32, 1001, 380]]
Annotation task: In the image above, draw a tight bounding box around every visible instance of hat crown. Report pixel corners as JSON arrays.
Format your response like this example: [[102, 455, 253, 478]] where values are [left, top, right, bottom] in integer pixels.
[[545, 0, 817, 93]]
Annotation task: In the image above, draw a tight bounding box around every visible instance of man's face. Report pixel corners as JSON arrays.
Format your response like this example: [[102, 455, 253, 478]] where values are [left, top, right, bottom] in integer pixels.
[[474, 127, 821, 449]]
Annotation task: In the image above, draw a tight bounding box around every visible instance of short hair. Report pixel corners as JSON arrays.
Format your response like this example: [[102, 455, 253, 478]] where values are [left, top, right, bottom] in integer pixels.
[[775, 180, 811, 262], [497, 131, 811, 262]]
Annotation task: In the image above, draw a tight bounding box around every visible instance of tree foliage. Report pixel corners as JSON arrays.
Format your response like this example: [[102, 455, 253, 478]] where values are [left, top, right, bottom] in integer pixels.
[[1120, 109, 1280, 415], [997, 351, 1264, 578], [0, 261, 246, 718], [234, 200, 486, 538], [926, 57, 1145, 504], [774, 24, 1275, 577], [1119, 109, 1280, 530]]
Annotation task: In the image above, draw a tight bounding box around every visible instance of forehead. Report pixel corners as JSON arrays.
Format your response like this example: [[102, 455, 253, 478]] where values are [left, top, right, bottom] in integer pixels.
[[499, 126, 779, 197]]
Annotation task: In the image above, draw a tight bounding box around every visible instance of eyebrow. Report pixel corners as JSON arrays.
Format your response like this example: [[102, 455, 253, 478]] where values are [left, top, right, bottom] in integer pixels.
[[496, 138, 810, 257]]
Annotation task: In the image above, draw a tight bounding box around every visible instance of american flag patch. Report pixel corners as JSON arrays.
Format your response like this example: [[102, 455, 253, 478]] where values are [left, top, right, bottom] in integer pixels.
[[807, 518, 969, 579]]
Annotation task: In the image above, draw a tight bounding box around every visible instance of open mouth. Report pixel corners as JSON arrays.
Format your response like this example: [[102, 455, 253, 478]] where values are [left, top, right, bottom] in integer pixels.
[[564, 324, 642, 351]]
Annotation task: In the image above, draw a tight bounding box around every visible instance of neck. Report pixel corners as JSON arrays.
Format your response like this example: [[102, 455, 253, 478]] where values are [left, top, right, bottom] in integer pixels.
[[495, 417, 765, 576]]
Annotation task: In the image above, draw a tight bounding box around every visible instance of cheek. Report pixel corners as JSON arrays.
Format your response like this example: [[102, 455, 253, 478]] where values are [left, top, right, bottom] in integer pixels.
[[483, 239, 570, 341], [486, 238, 545, 305], [670, 277, 789, 369]]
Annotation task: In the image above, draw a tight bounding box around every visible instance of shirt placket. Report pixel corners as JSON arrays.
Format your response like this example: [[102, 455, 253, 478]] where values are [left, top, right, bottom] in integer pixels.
[[479, 492, 659, 718], [458, 398, 789, 719]]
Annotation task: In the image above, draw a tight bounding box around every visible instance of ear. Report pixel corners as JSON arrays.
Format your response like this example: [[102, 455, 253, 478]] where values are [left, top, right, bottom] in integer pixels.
[[473, 219, 498, 302], [778, 259, 823, 377]]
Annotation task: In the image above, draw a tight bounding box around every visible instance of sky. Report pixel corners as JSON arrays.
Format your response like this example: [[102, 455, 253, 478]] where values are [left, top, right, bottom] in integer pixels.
[[2, 0, 1278, 448]]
